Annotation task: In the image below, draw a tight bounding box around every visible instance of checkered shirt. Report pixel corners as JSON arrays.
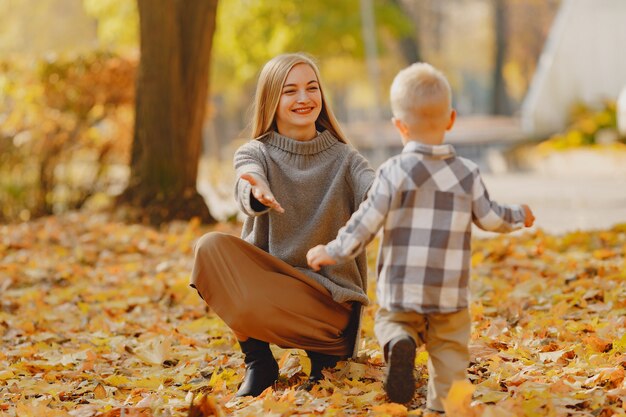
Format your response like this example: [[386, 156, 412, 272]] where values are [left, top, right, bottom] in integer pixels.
[[325, 141, 526, 313]]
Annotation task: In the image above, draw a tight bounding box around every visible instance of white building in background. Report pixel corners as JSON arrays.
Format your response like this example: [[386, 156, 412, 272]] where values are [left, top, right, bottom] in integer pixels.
[[521, 0, 626, 137]]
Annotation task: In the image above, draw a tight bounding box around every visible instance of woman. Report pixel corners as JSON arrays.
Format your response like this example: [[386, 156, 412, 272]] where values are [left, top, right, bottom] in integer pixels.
[[190, 53, 375, 397]]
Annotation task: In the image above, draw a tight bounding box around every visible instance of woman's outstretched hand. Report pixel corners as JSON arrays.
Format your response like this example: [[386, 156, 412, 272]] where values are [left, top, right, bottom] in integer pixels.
[[307, 245, 337, 271], [240, 173, 285, 213]]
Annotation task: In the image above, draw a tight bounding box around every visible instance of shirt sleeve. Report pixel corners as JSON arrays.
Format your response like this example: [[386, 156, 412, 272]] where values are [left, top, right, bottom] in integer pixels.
[[326, 166, 393, 263], [471, 169, 526, 232], [233, 142, 271, 217]]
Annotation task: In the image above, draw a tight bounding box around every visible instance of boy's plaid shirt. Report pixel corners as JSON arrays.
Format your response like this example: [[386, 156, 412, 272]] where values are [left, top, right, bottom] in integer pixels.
[[326, 141, 526, 313]]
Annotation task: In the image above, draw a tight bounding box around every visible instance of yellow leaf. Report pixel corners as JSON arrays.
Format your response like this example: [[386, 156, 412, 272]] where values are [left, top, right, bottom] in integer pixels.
[[189, 394, 224, 417], [415, 350, 429, 366], [471, 251, 485, 267], [0, 370, 15, 380], [481, 404, 518, 417], [78, 302, 90, 313], [104, 374, 131, 387], [372, 403, 408, 416], [94, 383, 107, 399], [134, 336, 171, 365], [351, 390, 380, 408], [612, 333, 626, 353], [345, 362, 368, 379], [134, 376, 164, 389], [476, 390, 509, 403], [180, 317, 216, 334], [592, 248, 616, 260], [442, 380, 476, 417], [208, 368, 238, 390], [263, 397, 292, 415], [279, 352, 304, 378]]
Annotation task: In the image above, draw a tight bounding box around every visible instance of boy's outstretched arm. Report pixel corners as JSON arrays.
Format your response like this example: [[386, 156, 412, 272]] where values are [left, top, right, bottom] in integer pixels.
[[306, 168, 393, 270], [472, 171, 533, 232]]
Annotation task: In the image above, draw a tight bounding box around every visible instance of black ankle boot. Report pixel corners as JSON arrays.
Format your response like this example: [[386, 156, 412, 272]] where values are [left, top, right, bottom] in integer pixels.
[[235, 338, 279, 397], [307, 350, 342, 382]]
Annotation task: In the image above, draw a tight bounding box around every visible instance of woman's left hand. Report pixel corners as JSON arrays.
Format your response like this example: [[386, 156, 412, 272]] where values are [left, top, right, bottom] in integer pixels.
[[240, 173, 285, 213], [306, 245, 337, 271]]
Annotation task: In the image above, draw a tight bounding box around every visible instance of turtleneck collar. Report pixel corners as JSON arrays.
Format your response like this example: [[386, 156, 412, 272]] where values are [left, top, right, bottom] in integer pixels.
[[263, 130, 339, 155]]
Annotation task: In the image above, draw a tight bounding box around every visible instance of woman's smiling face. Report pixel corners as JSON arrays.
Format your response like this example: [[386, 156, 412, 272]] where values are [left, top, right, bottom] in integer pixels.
[[275, 63, 322, 141]]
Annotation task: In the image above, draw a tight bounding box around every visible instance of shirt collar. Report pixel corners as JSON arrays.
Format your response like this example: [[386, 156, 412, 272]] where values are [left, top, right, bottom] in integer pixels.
[[402, 140, 456, 159]]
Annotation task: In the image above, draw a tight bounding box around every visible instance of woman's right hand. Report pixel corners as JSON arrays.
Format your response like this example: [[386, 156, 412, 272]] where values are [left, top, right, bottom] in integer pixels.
[[240, 173, 285, 213]]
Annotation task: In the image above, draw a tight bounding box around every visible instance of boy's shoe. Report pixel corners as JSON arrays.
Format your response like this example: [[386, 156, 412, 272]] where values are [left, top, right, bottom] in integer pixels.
[[384, 335, 416, 404]]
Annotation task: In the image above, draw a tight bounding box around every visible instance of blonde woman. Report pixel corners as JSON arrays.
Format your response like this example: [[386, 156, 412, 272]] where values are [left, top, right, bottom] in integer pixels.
[[190, 53, 375, 397]]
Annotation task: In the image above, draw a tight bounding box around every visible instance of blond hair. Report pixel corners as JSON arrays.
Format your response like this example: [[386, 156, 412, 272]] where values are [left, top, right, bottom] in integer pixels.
[[250, 53, 348, 144], [390, 62, 452, 124]]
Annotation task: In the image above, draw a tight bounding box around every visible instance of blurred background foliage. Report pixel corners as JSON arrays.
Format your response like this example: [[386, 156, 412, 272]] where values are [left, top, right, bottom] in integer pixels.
[[0, 52, 135, 222], [0, 0, 572, 223], [538, 101, 622, 151]]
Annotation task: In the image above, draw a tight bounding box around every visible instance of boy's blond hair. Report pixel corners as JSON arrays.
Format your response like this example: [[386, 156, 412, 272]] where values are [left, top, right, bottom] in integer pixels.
[[390, 63, 452, 125]]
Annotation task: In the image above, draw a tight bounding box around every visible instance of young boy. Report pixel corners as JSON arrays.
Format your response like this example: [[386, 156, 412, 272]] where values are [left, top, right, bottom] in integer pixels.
[[306, 63, 534, 411]]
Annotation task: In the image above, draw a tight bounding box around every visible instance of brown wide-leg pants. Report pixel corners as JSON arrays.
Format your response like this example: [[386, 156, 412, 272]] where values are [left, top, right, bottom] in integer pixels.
[[190, 232, 355, 356]]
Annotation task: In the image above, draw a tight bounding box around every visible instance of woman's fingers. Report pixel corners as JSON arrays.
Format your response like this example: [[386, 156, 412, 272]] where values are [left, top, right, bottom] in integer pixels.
[[253, 189, 285, 213], [241, 172, 284, 213], [240, 173, 257, 186]]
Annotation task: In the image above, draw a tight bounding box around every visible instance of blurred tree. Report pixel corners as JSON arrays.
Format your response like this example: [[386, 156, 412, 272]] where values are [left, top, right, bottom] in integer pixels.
[[394, 0, 558, 115], [504, 0, 560, 106], [389, 0, 422, 64], [117, 0, 217, 225], [492, 0, 510, 114]]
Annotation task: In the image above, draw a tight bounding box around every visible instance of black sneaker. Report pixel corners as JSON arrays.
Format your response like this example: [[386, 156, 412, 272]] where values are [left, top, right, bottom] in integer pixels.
[[384, 336, 416, 404]]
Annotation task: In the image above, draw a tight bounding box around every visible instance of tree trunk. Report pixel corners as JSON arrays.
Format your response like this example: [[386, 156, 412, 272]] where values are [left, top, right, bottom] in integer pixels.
[[119, 0, 217, 225], [492, 0, 510, 115], [391, 0, 422, 64]]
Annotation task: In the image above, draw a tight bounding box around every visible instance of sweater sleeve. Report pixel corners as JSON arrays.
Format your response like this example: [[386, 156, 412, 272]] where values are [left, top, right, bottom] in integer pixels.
[[233, 142, 271, 217], [471, 168, 526, 232], [348, 150, 376, 205], [326, 166, 392, 263]]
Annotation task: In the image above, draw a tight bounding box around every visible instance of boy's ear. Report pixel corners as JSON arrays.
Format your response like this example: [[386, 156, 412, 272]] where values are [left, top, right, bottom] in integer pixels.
[[392, 117, 409, 137], [446, 109, 457, 131]]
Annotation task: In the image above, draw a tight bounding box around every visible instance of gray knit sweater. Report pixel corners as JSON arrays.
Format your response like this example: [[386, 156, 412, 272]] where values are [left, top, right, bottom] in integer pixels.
[[234, 130, 375, 305]]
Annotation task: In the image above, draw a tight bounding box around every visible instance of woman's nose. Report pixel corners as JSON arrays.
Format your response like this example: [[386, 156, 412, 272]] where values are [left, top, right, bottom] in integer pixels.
[[296, 89, 309, 102]]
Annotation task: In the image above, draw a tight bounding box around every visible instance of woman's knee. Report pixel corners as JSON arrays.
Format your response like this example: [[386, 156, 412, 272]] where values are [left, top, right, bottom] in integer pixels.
[[193, 232, 233, 255]]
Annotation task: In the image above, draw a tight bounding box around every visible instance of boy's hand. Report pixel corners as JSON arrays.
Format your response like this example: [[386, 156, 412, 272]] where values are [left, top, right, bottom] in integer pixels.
[[307, 245, 337, 271], [240, 173, 285, 213], [522, 204, 535, 227]]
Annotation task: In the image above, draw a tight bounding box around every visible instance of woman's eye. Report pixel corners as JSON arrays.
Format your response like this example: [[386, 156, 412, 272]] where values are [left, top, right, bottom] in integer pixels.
[[283, 90, 295, 95], [308, 86, 319, 91]]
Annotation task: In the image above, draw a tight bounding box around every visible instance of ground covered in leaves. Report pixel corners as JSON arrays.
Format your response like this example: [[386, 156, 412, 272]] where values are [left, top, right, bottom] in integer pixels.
[[1, 214, 626, 416]]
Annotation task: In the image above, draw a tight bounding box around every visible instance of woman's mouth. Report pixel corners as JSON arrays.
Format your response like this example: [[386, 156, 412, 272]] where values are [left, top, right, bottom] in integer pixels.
[[292, 107, 314, 114]]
